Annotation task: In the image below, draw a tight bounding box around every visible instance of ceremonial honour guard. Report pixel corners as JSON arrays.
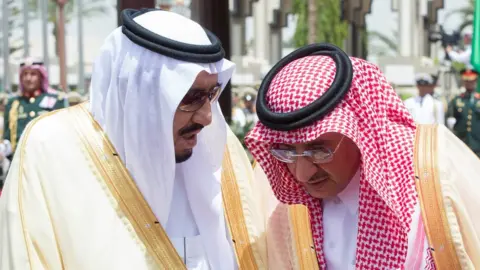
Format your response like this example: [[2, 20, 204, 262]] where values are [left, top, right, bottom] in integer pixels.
[[447, 69, 480, 157], [3, 57, 66, 159]]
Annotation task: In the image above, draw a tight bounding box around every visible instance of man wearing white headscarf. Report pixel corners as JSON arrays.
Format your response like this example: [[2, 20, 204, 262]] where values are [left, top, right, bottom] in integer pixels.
[[0, 9, 298, 270]]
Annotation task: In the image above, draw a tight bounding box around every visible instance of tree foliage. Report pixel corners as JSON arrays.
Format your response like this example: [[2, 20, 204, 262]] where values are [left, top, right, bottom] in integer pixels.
[[0, 0, 25, 56], [367, 29, 398, 56], [292, 0, 348, 48], [445, 0, 474, 32], [1, 0, 108, 57], [28, 0, 108, 56]]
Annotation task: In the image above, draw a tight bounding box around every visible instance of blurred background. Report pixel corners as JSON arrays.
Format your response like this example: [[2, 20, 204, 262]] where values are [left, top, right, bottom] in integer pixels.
[[0, 0, 475, 143]]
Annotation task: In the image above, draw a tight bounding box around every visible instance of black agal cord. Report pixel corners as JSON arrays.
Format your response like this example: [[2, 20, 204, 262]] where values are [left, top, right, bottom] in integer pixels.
[[256, 43, 353, 131], [121, 8, 225, 63]]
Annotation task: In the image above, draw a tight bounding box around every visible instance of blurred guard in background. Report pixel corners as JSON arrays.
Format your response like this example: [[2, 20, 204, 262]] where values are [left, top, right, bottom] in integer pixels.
[[404, 73, 445, 125], [2, 57, 66, 161], [447, 69, 480, 157]]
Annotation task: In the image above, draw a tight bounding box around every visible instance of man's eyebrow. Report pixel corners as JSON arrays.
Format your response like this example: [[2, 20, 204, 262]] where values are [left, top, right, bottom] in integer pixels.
[[305, 140, 326, 146], [188, 82, 221, 92]]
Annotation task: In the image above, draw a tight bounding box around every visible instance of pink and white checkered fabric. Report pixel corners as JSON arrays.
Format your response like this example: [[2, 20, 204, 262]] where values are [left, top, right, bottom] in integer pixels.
[[245, 56, 434, 269]]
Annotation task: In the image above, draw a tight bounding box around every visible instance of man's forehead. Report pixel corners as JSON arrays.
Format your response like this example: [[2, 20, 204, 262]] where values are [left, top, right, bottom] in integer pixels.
[[278, 132, 340, 146], [22, 68, 41, 74]]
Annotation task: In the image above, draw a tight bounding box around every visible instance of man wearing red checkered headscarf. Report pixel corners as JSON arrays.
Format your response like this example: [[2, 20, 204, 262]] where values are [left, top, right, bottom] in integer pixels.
[[245, 44, 480, 269], [2, 57, 66, 160]]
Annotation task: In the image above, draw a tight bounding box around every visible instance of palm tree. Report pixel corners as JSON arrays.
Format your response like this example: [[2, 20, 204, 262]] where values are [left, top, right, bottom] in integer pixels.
[[1, 0, 28, 55], [445, 0, 474, 32], [367, 30, 398, 56], [29, 0, 108, 56], [293, 0, 348, 48], [307, 0, 317, 44]]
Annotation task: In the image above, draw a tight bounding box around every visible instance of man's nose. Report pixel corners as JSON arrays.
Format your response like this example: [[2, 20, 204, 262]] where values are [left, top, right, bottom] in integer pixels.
[[193, 100, 213, 127], [294, 156, 317, 183]]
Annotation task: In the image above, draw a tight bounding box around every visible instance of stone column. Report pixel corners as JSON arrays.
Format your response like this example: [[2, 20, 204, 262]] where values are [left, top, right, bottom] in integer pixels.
[[253, 0, 270, 61], [117, 0, 155, 25], [398, 0, 414, 57], [269, 27, 282, 64], [231, 16, 246, 57]]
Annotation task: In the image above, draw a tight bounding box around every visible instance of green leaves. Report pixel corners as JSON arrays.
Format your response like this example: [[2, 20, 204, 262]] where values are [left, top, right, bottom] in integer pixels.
[[292, 0, 348, 48]]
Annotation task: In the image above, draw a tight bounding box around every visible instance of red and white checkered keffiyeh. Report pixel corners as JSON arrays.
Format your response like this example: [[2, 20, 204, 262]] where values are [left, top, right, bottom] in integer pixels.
[[19, 57, 57, 94], [245, 56, 434, 269]]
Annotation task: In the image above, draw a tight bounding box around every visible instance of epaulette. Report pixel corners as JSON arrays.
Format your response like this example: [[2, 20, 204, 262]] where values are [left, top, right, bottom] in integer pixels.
[[7, 95, 20, 104]]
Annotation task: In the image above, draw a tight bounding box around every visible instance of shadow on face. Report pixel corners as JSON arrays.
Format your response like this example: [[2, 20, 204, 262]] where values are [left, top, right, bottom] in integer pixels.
[[464, 79, 477, 92], [21, 69, 42, 93], [417, 85, 435, 96], [283, 132, 361, 199], [173, 71, 219, 163]]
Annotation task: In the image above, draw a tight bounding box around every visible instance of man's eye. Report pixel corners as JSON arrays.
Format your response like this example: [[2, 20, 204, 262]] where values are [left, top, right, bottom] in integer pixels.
[[181, 92, 205, 104], [277, 144, 293, 150]]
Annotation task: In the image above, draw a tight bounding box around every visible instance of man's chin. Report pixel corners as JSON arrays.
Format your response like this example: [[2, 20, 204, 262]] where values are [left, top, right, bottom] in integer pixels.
[[175, 150, 193, 163]]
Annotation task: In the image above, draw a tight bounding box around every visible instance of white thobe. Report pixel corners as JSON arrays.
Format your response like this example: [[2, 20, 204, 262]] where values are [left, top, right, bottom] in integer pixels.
[[166, 168, 211, 269], [404, 95, 445, 125], [322, 170, 429, 269], [448, 46, 472, 66]]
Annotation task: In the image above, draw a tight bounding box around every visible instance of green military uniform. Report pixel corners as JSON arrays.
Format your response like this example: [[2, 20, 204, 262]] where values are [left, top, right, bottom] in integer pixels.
[[3, 91, 66, 156], [447, 91, 480, 157]]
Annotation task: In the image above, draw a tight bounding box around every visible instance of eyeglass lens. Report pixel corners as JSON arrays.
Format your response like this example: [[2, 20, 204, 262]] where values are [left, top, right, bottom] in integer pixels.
[[179, 85, 220, 112]]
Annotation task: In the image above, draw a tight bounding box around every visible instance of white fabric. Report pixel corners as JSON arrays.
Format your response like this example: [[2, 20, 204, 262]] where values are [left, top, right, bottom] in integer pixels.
[[166, 167, 210, 268], [171, 236, 210, 269], [0, 140, 12, 157], [322, 170, 360, 270], [166, 167, 199, 237], [0, 109, 166, 269], [88, 10, 236, 270], [404, 94, 445, 125], [436, 124, 480, 268], [415, 73, 435, 84], [232, 107, 246, 127], [322, 170, 429, 269], [448, 46, 472, 66], [447, 117, 457, 129], [405, 203, 429, 269]]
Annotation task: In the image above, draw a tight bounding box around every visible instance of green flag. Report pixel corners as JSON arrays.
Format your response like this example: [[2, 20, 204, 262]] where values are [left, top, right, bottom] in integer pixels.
[[471, 0, 480, 92]]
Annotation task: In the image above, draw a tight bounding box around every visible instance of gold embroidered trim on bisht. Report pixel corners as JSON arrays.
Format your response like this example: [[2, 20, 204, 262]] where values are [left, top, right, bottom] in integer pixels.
[[414, 124, 461, 270], [73, 103, 185, 269], [9, 100, 20, 151], [221, 146, 259, 269], [288, 205, 319, 270]]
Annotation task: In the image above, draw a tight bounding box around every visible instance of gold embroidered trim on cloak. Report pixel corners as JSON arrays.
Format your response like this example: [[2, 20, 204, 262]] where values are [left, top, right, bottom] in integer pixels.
[[288, 205, 319, 270], [414, 124, 461, 270], [73, 103, 185, 269], [221, 146, 259, 269], [9, 99, 20, 151], [17, 110, 65, 269]]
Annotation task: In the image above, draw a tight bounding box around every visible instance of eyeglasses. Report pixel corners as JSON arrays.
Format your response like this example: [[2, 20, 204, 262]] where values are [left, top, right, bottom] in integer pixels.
[[178, 84, 222, 112], [269, 136, 344, 164]]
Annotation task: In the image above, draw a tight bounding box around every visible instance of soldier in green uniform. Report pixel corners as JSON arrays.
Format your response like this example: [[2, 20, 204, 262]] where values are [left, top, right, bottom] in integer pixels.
[[2, 57, 66, 160], [447, 69, 480, 157]]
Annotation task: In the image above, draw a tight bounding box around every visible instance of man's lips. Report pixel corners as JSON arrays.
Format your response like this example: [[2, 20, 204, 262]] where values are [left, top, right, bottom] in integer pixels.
[[308, 175, 329, 185]]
